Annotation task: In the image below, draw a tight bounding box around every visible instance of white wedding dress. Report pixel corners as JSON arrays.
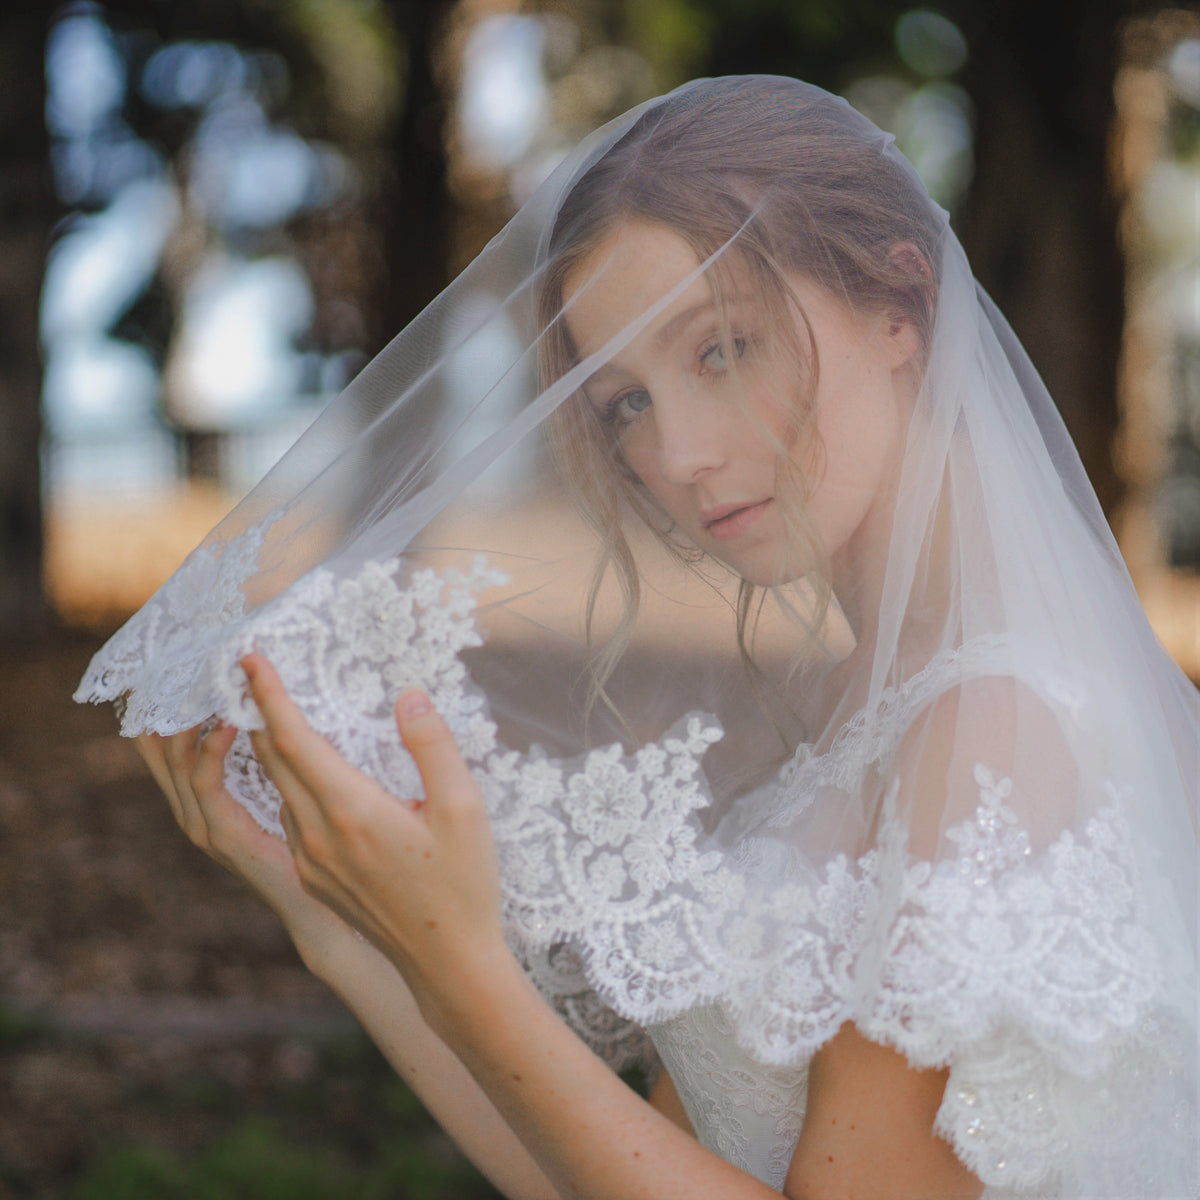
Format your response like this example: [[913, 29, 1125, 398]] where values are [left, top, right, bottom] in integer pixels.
[[77, 534, 1195, 1197]]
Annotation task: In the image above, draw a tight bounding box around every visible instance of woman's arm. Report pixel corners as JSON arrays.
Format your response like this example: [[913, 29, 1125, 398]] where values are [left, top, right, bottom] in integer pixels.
[[785, 1024, 983, 1200], [240, 653, 984, 1200], [137, 725, 563, 1200]]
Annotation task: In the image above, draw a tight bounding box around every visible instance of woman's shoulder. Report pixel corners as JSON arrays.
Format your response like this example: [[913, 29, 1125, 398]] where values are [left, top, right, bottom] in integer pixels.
[[732, 632, 1106, 840]]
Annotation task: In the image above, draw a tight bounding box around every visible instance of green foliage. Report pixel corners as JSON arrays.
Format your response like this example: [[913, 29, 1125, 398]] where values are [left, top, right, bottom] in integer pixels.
[[621, 0, 905, 95], [69, 1145, 194, 1200], [624, 0, 716, 85], [168, 1070, 240, 1115], [68, 1122, 352, 1200], [56, 1030, 502, 1200], [1171, 104, 1200, 163], [0, 999, 45, 1047], [198, 1120, 352, 1199], [67, 1115, 499, 1200]]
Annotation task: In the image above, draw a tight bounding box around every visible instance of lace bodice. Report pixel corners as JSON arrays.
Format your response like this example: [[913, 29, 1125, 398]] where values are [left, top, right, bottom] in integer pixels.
[[535, 639, 1194, 1197], [651, 1005, 809, 1191]]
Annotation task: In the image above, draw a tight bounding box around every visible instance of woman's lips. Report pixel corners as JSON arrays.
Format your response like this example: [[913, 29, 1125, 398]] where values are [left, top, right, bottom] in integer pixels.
[[702, 499, 772, 540]]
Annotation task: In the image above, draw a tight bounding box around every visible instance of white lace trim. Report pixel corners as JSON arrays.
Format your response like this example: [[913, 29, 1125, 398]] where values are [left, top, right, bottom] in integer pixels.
[[202, 555, 507, 836], [74, 510, 282, 733], [732, 634, 1018, 835]]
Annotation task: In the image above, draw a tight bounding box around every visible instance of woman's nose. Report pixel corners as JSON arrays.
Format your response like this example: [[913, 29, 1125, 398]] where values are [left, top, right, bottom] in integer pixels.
[[653, 390, 728, 484]]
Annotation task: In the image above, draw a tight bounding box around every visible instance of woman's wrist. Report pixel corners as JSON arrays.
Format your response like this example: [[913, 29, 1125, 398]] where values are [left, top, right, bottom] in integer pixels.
[[280, 901, 371, 984], [406, 933, 526, 1048]]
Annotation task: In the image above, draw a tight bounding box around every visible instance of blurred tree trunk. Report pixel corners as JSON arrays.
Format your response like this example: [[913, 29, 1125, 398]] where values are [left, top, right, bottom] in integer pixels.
[[0, 8, 55, 637], [954, 0, 1133, 517], [377, 0, 455, 340]]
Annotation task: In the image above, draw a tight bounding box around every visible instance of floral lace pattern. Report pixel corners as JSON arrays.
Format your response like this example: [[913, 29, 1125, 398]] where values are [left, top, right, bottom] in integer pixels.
[[201, 555, 506, 836], [642, 772, 1189, 1195], [726, 634, 1021, 838]]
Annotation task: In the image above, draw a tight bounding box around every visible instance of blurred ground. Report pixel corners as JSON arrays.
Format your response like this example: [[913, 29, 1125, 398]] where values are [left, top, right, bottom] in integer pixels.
[[42, 488, 235, 631]]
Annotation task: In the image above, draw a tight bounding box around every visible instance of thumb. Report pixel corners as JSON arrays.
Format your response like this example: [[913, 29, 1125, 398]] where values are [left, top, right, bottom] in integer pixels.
[[394, 690, 479, 816]]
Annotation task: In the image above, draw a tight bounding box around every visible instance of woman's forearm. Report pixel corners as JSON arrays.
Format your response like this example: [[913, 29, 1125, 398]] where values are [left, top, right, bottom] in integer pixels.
[[296, 926, 563, 1200], [423, 943, 781, 1200]]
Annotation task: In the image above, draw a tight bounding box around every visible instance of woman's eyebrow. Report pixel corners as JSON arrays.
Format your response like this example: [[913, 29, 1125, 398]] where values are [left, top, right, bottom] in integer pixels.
[[651, 299, 718, 348], [581, 294, 746, 384], [653, 293, 752, 348]]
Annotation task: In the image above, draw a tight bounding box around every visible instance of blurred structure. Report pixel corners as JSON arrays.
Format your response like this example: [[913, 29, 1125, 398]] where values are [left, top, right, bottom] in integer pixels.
[[1112, 7, 1200, 677], [439, 0, 657, 270], [38, 0, 407, 626]]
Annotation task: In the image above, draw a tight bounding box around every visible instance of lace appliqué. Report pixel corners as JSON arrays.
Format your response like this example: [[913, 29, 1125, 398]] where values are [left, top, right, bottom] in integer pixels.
[[743, 635, 1019, 834], [876, 770, 1158, 1063], [79, 550, 1189, 1193], [78, 544, 659, 1070], [496, 743, 1174, 1191], [483, 717, 733, 1015], [873, 769, 1185, 1194], [520, 942, 660, 1077]]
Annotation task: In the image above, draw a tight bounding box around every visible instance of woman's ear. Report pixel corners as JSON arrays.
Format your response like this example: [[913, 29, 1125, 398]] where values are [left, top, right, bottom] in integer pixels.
[[881, 239, 934, 367], [882, 315, 922, 368]]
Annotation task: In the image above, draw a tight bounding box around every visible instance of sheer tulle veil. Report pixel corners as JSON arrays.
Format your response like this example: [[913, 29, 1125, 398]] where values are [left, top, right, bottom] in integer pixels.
[[76, 76, 1199, 1196]]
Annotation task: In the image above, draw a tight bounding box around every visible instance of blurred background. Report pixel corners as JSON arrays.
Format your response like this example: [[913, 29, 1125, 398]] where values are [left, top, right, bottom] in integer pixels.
[[0, 0, 1196, 1196]]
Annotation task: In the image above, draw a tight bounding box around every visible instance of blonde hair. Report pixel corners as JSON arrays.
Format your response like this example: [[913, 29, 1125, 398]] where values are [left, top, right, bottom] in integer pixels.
[[538, 79, 942, 725]]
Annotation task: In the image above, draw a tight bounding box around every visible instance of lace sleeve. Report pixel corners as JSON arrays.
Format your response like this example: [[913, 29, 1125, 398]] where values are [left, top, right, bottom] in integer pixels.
[[843, 670, 1197, 1196]]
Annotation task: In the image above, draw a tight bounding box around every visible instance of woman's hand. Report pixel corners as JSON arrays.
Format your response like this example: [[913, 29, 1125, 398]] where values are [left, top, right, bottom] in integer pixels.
[[135, 721, 355, 960], [239, 653, 508, 1031]]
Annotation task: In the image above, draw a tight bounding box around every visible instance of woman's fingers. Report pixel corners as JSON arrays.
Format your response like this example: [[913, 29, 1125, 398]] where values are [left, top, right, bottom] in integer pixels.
[[234, 655, 502, 991], [394, 690, 482, 823], [248, 725, 315, 814], [137, 732, 187, 828], [192, 722, 238, 796], [241, 654, 353, 799], [239, 655, 385, 882], [134, 710, 353, 943], [137, 723, 237, 851], [135, 732, 175, 799], [241, 657, 476, 827]]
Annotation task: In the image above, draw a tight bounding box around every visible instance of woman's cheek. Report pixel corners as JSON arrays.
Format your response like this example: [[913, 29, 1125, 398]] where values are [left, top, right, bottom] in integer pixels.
[[619, 434, 659, 490]]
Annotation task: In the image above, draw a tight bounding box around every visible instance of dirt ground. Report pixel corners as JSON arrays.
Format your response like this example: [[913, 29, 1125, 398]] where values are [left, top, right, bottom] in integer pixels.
[[0, 628, 495, 1198]]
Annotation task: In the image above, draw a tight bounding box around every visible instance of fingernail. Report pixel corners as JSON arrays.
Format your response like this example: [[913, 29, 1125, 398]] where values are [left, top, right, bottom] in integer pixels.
[[397, 691, 432, 719]]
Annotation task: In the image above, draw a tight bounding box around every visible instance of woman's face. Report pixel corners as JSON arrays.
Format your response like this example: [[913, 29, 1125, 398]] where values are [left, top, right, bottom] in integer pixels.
[[562, 219, 916, 587]]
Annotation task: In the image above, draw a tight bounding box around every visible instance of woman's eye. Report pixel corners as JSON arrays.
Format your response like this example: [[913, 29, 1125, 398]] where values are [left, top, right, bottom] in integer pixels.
[[701, 336, 747, 372], [606, 389, 651, 425]]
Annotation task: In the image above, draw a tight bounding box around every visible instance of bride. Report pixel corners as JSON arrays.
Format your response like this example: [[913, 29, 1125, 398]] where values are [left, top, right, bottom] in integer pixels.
[[80, 76, 1198, 1198]]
